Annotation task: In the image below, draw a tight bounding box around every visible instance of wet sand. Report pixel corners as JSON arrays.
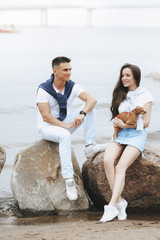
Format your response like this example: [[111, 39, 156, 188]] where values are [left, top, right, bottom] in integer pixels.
[[147, 131, 160, 146], [0, 212, 160, 240]]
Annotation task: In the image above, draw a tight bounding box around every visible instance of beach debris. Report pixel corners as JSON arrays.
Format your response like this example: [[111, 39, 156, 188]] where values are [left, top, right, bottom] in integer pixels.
[[0, 146, 6, 173], [0, 24, 20, 33]]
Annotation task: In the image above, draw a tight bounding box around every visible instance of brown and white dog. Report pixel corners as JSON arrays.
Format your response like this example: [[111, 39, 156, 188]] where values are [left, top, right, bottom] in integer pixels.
[[113, 106, 146, 140]]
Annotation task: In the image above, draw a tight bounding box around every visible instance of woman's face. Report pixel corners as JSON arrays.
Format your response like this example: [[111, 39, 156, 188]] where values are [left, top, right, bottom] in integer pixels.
[[121, 67, 137, 91]]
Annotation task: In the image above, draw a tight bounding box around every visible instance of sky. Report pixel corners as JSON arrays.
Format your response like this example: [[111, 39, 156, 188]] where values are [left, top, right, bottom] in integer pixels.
[[0, 0, 160, 27]]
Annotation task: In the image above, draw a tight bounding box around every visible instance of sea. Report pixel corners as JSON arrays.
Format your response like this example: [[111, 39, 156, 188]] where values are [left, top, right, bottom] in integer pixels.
[[0, 26, 160, 220]]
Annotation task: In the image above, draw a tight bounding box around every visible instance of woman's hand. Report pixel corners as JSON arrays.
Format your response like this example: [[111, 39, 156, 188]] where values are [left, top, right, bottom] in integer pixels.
[[113, 117, 126, 128]]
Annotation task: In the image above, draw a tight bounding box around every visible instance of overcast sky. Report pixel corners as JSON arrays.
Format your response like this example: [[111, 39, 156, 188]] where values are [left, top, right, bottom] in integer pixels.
[[0, 0, 160, 27], [1, 0, 160, 8]]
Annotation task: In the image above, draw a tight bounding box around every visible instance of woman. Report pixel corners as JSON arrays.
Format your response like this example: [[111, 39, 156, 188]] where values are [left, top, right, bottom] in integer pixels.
[[100, 63, 153, 222]]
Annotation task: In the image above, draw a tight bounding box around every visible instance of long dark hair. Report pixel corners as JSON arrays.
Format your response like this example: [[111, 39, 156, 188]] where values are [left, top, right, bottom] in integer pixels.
[[110, 63, 141, 119]]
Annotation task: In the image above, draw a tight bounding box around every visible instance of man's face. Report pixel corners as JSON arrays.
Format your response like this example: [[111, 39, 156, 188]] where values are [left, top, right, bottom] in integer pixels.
[[53, 62, 72, 82]]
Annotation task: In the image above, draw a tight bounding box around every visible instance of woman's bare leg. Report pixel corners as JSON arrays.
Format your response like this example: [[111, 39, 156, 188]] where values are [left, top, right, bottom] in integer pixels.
[[103, 142, 125, 201], [109, 145, 141, 206]]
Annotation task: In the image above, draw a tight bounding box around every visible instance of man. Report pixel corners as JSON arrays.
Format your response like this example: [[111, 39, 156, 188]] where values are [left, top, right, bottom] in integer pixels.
[[37, 56, 105, 201]]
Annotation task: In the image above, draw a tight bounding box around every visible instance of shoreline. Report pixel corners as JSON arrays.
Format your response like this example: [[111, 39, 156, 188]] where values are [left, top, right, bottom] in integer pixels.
[[147, 130, 160, 145], [0, 212, 160, 240]]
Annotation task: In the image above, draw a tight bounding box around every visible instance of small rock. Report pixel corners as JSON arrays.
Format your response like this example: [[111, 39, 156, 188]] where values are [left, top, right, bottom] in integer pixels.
[[0, 146, 6, 173]]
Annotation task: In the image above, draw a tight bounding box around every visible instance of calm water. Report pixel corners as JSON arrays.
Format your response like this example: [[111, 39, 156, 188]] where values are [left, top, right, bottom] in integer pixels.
[[0, 26, 160, 217]]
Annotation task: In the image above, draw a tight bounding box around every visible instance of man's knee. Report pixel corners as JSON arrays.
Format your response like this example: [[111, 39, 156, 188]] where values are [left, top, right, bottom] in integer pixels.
[[59, 130, 71, 141]]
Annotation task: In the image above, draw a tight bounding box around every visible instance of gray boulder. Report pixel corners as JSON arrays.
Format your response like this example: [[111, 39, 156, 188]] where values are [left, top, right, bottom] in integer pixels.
[[0, 146, 6, 173], [146, 73, 160, 81], [82, 146, 160, 211], [10, 140, 89, 215]]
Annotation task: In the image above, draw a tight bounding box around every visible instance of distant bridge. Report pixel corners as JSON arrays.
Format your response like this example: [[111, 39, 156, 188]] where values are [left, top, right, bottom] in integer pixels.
[[1, 0, 160, 10], [0, 0, 160, 27]]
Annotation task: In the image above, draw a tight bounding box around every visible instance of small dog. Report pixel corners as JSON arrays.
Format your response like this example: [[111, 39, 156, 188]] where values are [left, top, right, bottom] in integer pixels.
[[113, 106, 146, 140]]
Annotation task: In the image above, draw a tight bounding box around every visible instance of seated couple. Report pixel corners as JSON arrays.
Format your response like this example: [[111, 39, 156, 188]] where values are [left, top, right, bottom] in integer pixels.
[[37, 56, 153, 222]]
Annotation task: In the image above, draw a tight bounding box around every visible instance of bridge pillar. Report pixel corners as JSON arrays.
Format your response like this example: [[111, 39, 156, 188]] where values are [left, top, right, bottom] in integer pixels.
[[41, 9, 48, 27], [86, 8, 93, 28]]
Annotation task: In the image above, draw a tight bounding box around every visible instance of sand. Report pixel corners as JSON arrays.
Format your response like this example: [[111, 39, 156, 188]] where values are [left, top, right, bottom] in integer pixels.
[[0, 212, 160, 240], [0, 219, 160, 240]]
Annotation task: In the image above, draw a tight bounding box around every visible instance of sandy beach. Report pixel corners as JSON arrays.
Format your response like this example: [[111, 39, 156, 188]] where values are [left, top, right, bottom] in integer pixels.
[[0, 212, 160, 240]]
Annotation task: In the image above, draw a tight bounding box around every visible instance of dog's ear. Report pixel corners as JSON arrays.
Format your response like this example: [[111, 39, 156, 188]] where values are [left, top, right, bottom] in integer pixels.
[[136, 106, 141, 109], [135, 106, 142, 114], [135, 106, 139, 113]]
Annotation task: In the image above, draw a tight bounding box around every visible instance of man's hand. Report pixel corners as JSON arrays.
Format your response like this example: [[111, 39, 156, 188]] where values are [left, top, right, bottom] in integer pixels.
[[75, 114, 85, 126], [63, 114, 84, 130], [63, 121, 78, 129]]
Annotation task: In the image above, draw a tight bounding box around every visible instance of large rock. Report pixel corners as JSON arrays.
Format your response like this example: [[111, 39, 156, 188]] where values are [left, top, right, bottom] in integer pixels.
[[82, 146, 160, 211], [146, 72, 160, 81], [0, 146, 6, 173], [10, 140, 89, 215]]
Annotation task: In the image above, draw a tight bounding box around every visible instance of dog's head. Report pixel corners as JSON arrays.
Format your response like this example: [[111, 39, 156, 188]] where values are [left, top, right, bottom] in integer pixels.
[[134, 106, 146, 115]]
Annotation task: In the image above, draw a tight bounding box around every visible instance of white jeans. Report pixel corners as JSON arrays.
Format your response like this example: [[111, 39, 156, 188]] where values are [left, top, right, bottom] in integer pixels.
[[39, 107, 96, 179]]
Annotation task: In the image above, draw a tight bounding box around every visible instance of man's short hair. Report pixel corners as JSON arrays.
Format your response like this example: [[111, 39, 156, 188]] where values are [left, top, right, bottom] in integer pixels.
[[52, 56, 71, 69]]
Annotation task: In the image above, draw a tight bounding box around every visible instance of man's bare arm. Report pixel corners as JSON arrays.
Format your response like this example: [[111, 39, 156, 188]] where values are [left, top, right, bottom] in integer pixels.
[[74, 91, 97, 125], [38, 102, 76, 129], [78, 91, 97, 113]]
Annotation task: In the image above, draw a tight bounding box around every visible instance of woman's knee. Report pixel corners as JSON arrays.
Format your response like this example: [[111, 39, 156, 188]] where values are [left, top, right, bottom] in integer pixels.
[[115, 163, 126, 175], [103, 156, 114, 170]]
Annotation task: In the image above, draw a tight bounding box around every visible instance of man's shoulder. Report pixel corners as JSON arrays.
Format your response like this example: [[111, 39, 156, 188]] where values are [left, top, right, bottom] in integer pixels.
[[38, 87, 49, 95], [37, 88, 51, 102], [73, 83, 85, 90], [73, 83, 84, 90], [71, 83, 85, 98]]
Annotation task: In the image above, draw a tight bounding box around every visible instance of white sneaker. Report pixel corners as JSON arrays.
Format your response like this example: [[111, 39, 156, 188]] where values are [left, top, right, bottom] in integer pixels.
[[65, 179, 78, 201], [84, 143, 107, 159], [100, 205, 119, 222], [116, 199, 128, 220]]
